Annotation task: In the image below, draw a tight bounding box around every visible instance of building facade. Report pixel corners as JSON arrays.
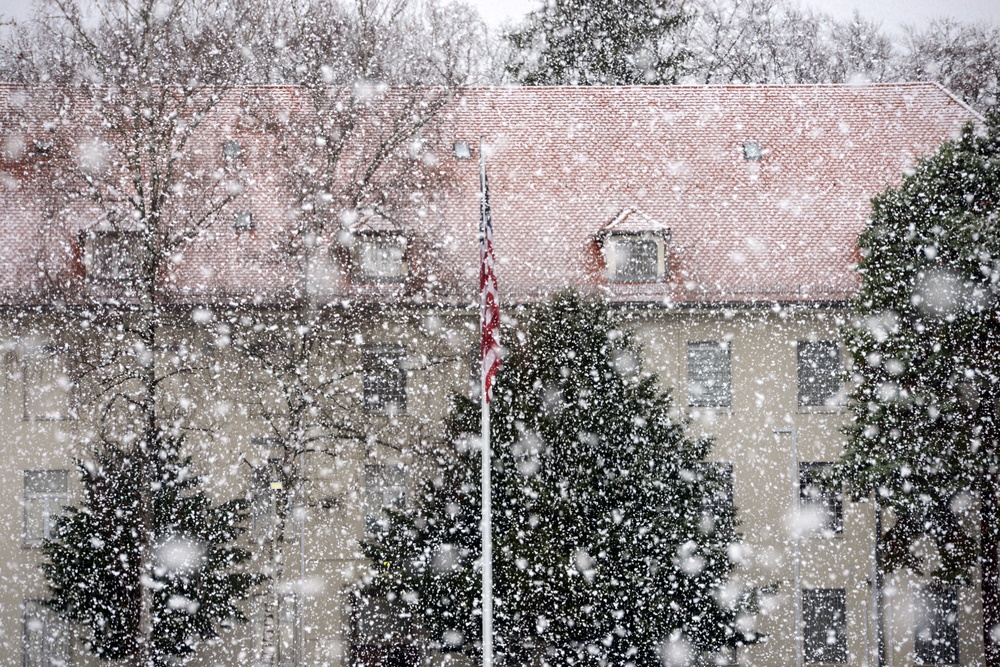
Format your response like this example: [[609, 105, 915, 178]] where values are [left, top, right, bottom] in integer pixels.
[[0, 83, 983, 666]]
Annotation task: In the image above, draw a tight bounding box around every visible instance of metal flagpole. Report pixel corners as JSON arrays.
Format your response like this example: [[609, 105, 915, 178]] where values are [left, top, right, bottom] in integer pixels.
[[481, 388, 492, 667], [479, 138, 494, 667]]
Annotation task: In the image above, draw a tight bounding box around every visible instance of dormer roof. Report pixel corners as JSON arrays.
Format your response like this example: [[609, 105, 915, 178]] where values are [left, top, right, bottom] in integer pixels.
[[597, 208, 668, 238]]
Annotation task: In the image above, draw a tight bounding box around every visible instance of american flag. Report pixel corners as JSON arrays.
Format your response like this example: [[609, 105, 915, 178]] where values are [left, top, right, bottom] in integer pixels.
[[480, 163, 501, 403]]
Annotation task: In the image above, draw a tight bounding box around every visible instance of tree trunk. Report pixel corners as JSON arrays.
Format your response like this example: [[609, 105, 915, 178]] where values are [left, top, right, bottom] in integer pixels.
[[134, 291, 159, 667], [983, 458, 1000, 667]]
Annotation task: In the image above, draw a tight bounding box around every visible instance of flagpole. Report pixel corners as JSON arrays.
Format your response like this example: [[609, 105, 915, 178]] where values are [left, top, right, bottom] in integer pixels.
[[479, 137, 494, 667]]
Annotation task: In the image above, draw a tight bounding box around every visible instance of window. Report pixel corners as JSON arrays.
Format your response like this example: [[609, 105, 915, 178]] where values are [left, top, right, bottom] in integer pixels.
[[743, 141, 762, 161], [249, 459, 283, 542], [83, 230, 142, 284], [698, 461, 734, 537], [363, 345, 406, 413], [364, 464, 405, 533], [607, 233, 665, 283], [354, 233, 408, 283], [33, 139, 53, 158], [700, 462, 734, 511], [24, 470, 69, 547], [23, 599, 71, 667], [233, 211, 254, 232], [223, 139, 243, 160], [22, 347, 74, 420], [688, 341, 732, 407], [799, 462, 843, 536], [803, 588, 848, 664], [797, 341, 841, 407], [915, 587, 959, 665], [252, 594, 297, 666]]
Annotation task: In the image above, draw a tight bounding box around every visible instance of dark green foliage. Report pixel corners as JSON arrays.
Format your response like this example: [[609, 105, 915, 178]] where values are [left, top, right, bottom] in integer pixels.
[[506, 0, 689, 85], [361, 292, 756, 667], [43, 438, 263, 665], [835, 117, 1000, 583]]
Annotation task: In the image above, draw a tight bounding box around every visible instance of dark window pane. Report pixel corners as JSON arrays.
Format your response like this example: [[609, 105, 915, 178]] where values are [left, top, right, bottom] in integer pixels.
[[698, 461, 734, 532], [915, 588, 959, 665], [798, 341, 841, 407], [363, 346, 406, 413], [86, 231, 142, 283], [355, 234, 407, 282], [613, 238, 658, 282], [803, 588, 848, 664], [23, 470, 69, 546], [688, 342, 732, 407], [364, 464, 406, 533], [799, 462, 843, 535]]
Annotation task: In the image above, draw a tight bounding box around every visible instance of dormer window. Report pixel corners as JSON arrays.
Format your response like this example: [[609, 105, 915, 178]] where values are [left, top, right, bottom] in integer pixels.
[[604, 233, 668, 283], [33, 139, 53, 158], [597, 208, 669, 284], [233, 212, 254, 232], [223, 139, 243, 160], [83, 230, 143, 284], [353, 232, 408, 283]]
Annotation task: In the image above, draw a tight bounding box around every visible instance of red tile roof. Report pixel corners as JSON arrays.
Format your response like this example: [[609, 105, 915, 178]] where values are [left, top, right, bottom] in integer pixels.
[[0, 83, 980, 307]]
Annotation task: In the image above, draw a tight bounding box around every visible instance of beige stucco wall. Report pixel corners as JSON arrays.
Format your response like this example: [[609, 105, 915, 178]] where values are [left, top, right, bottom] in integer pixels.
[[0, 304, 985, 667]]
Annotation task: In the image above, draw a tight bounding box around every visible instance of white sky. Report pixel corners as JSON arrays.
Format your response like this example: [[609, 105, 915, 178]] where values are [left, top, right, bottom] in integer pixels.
[[0, 0, 997, 34]]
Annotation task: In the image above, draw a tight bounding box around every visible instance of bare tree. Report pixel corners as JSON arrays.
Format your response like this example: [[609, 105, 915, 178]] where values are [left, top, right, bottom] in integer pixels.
[[827, 12, 895, 83], [676, 0, 994, 114], [222, 3, 488, 660], [898, 19, 999, 113], [0, 1, 268, 664], [684, 0, 847, 84], [1, 0, 488, 663]]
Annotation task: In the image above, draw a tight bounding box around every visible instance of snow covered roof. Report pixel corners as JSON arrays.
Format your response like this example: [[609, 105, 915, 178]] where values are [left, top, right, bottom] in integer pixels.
[[0, 83, 980, 307]]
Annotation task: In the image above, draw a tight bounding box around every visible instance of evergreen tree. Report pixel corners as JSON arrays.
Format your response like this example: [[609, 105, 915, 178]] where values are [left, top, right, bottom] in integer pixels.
[[505, 0, 690, 85], [835, 117, 1000, 666], [42, 437, 263, 666], [360, 292, 757, 667]]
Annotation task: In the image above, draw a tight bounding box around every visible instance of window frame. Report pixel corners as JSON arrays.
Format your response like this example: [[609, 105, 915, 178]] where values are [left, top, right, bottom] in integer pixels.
[[802, 588, 848, 664], [799, 462, 844, 536], [248, 439, 285, 543], [797, 340, 842, 408], [687, 341, 732, 408], [252, 593, 298, 665], [697, 461, 734, 537], [362, 345, 407, 414], [23, 469, 70, 548], [82, 230, 143, 285], [363, 464, 406, 534], [914, 587, 960, 665], [23, 598, 72, 667], [604, 232, 668, 283], [352, 232, 409, 284], [21, 345, 75, 421]]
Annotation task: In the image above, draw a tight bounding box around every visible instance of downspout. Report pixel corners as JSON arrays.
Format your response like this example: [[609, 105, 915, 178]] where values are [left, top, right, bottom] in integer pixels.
[[775, 427, 802, 667]]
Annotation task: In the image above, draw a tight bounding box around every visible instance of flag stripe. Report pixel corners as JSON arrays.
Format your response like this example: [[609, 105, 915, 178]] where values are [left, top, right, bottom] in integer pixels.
[[480, 166, 501, 403]]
